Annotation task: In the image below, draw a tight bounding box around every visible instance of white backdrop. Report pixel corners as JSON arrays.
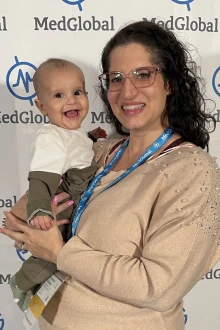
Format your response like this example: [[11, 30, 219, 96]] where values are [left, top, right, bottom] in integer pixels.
[[0, 0, 220, 329]]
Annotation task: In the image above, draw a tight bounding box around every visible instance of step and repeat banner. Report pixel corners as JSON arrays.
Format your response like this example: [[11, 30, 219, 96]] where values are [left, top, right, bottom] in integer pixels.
[[0, 0, 220, 329]]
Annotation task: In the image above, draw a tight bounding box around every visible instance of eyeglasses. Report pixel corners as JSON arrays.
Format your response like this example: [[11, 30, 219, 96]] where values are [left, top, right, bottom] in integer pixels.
[[99, 67, 162, 92]]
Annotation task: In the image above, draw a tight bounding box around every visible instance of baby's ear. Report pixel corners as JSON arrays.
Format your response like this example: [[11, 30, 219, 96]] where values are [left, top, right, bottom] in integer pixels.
[[34, 99, 47, 115]]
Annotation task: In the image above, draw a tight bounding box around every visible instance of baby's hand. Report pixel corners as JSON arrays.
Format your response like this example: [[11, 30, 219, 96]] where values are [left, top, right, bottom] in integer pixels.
[[30, 215, 53, 230]]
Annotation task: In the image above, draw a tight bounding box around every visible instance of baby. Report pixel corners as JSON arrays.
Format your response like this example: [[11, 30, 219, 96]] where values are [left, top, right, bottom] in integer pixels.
[[10, 58, 106, 311]]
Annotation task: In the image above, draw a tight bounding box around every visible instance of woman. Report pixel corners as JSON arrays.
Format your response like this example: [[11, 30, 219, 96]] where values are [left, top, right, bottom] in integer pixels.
[[2, 21, 220, 330]]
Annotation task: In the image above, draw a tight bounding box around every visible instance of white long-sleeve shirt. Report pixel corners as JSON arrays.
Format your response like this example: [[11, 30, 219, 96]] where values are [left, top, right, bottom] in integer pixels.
[[30, 123, 94, 174]]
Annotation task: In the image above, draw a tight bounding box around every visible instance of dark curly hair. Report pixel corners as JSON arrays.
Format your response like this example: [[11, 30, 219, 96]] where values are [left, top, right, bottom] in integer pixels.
[[98, 20, 215, 149]]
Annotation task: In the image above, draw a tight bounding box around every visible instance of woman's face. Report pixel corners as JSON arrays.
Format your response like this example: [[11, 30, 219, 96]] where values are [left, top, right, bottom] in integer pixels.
[[107, 43, 170, 135]]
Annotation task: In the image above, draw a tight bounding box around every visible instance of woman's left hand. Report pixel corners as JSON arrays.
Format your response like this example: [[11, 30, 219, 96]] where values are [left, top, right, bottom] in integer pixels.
[[1, 211, 68, 264]]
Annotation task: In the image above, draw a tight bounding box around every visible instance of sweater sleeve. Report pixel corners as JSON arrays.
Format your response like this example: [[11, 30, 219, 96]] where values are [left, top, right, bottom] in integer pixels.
[[56, 151, 220, 311]]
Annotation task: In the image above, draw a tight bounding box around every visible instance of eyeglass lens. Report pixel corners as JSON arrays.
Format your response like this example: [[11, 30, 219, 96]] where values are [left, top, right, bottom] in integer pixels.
[[102, 68, 158, 91]]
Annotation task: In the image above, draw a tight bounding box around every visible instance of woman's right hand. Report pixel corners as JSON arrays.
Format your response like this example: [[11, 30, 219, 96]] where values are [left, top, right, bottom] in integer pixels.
[[1, 211, 68, 264]]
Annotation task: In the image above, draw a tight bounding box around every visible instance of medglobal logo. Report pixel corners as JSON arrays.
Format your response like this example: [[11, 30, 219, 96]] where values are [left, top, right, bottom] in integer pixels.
[[91, 111, 111, 124], [6, 56, 37, 106], [0, 313, 4, 330], [34, 16, 115, 31], [0, 195, 17, 208], [213, 110, 220, 123], [0, 110, 49, 125], [171, 0, 194, 11], [0, 274, 11, 284], [62, 0, 85, 11], [2, 58, 49, 125], [183, 308, 188, 324], [201, 268, 220, 279], [212, 66, 220, 97], [142, 16, 218, 32], [0, 16, 7, 31], [16, 249, 30, 262]]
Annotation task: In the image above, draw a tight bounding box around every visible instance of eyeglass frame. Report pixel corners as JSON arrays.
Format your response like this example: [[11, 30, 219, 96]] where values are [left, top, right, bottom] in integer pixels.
[[98, 66, 163, 92]]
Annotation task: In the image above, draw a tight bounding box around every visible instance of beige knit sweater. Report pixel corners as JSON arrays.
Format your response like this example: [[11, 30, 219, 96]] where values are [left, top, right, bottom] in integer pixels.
[[39, 140, 220, 330]]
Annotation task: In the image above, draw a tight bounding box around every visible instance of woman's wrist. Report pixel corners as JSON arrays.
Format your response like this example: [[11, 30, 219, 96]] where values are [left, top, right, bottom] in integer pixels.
[[52, 241, 65, 264]]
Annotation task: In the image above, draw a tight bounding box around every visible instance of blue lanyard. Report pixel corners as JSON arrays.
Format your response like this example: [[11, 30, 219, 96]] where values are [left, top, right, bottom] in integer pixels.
[[71, 127, 174, 237]]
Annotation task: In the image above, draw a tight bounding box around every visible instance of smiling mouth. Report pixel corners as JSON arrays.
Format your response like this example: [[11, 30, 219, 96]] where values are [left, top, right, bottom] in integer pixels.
[[122, 104, 145, 111], [64, 110, 79, 117]]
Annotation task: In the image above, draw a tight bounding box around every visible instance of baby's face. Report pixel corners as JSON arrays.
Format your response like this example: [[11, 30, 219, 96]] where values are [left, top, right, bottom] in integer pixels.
[[36, 66, 89, 130]]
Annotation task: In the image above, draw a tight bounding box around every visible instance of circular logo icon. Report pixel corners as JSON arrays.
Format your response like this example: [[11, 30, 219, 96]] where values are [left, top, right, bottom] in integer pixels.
[[183, 308, 188, 324], [16, 249, 31, 262], [212, 66, 220, 97], [62, 0, 85, 11], [171, 0, 194, 11], [6, 56, 37, 106], [0, 314, 4, 330], [153, 142, 160, 147]]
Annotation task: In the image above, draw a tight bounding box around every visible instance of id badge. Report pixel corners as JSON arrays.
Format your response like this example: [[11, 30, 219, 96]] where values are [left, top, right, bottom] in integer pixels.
[[23, 271, 69, 330]]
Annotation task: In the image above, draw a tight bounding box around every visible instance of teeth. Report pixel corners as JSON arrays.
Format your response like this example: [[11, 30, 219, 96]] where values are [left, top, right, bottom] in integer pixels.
[[122, 104, 145, 110]]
